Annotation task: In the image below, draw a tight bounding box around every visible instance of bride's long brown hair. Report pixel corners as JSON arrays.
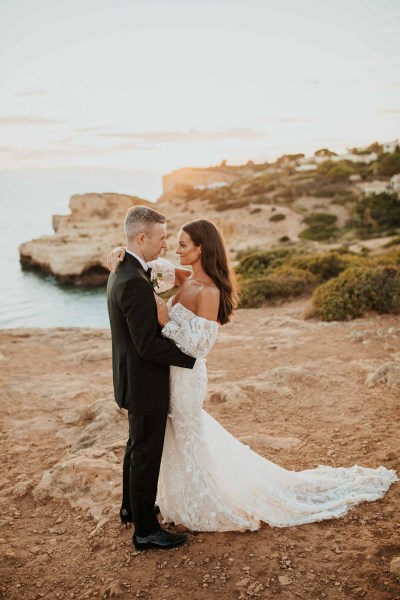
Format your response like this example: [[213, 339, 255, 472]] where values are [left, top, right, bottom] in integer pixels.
[[182, 219, 239, 325]]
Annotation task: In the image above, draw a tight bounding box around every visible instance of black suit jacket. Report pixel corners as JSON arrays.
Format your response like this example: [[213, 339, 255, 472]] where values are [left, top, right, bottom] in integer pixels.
[[107, 253, 195, 413]]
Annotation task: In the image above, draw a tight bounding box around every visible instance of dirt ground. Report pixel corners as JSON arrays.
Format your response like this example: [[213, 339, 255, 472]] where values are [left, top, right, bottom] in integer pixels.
[[0, 300, 399, 600]]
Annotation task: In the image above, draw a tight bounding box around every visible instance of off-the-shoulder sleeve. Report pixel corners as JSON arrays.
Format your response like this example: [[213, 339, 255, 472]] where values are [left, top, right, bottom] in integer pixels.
[[162, 316, 218, 358], [148, 257, 176, 293]]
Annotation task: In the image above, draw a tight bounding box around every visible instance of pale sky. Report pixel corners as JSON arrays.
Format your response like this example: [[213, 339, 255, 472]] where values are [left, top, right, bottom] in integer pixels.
[[0, 0, 399, 172]]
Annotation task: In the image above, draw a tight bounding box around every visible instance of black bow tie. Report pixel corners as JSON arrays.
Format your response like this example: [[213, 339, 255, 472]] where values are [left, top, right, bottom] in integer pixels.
[[145, 267, 152, 280]]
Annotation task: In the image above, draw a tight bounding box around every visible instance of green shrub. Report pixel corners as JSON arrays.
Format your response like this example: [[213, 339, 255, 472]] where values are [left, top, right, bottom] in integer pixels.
[[317, 160, 356, 183], [348, 192, 400, 237], [245, 182, 277, 195], [332, 191, 357, 206], [312, 266, 400, 321], [239, 267, 317, 308], [299, 213, 339, 241], [269, 213, 286, 222], [287, 251, 358, 282], [236, 248, 296, 278], [368, 250, 400, 267], [377, 151, 400, 177], [235, 246, 261, 261]]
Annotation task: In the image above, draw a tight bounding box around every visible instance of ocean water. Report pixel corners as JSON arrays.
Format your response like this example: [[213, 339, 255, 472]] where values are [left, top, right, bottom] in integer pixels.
[[0, 169, 162, 328]]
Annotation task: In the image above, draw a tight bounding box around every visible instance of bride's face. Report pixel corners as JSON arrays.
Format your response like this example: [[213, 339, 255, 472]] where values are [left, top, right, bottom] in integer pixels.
[[176, 229, 201, 266]]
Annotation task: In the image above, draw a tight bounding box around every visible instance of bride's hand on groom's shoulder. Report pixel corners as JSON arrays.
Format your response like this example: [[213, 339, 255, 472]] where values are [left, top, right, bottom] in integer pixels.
[[154, 294, 169, 327], [107, 246, 126, 272]]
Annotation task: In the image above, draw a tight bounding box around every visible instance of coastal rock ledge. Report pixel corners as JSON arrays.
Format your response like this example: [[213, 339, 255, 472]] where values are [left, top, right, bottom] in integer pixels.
[[19, 193, 151, 286]]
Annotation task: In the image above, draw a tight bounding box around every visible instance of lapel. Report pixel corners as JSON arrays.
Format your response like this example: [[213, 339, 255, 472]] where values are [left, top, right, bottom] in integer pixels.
[[124, 253, 152, 287]]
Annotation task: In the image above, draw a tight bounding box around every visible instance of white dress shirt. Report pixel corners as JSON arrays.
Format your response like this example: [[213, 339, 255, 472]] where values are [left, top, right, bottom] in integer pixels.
[[125, 249, 149, 272]]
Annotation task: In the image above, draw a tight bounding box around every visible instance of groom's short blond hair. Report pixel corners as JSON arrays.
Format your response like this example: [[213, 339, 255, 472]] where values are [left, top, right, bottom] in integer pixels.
[[124, 205, 166, 241]]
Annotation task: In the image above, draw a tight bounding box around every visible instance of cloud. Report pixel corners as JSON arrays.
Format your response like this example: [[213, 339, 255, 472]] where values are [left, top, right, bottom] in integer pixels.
[[305, 80, 321, 86], [0, 116, 62, 125], [94, 128, 268, 144], [0, 143, 150, 160], [14, 90, 47, 98]]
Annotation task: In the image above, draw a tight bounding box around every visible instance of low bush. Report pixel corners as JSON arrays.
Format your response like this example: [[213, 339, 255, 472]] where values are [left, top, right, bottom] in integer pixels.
[[287, 251, 359, 282], [239, 267, 317, 308], [311, 265, 400, 321], [236, 248, 296, 278], [332, 191, 357, 205], [316, 160, 356, 183], [299, 213, 339, 241], [269, 213, 286, 222], [348, 192, 400, 238], [377, 151, 400, 177]]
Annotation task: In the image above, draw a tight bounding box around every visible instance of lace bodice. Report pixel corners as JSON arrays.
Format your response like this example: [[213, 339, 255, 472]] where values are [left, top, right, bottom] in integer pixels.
[[161, 300, 219, 358]]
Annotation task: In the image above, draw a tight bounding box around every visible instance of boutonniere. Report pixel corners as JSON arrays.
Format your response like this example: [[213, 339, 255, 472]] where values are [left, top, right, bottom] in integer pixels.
[[151, 270, 163, 291]]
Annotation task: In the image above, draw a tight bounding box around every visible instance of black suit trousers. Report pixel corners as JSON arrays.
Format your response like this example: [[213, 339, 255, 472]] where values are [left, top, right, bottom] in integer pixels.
[[122, 409, 168, 537]]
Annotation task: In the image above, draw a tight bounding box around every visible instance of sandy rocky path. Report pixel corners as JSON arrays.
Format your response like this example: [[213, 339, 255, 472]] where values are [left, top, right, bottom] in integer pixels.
[[0, 300, 399, 600]]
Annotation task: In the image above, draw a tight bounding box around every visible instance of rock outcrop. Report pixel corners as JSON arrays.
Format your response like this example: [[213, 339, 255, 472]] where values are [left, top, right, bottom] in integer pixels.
[[19, 187, 304, 286], [162, 166, 248, 194], [19, 193, 151, 285]]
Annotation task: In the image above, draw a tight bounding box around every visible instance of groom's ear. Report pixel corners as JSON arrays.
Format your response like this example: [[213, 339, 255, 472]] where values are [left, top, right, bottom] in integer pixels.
[[138, 232, 146, 245]]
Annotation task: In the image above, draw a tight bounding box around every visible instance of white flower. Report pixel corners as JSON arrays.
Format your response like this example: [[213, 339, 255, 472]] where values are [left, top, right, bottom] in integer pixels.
[[151, 270, 163, 290]]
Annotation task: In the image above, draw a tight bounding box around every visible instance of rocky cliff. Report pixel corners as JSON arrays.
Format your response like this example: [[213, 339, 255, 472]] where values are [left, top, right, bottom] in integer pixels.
[[19, 193, 152, 285], [19, 186, 305, 286], [162, 165, 251, 194]]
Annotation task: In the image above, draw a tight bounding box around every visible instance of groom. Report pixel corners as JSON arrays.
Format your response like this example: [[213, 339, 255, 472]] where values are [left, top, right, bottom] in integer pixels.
[[107, 205, 196, 550]]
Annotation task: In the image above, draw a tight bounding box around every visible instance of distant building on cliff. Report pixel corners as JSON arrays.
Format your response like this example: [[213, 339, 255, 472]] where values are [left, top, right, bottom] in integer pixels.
[[382, 139, 400, 153]]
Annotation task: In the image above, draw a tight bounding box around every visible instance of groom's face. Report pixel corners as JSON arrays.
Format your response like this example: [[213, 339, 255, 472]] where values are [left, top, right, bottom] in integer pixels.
[[142, 223, 167, 261]]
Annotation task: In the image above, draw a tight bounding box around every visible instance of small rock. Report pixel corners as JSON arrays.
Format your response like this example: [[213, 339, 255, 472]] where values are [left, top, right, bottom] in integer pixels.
[[278, 575, 292, 586], [209, 392, 227, 404], [235, 577, 251, 588], [366, 362, 400, 388], [389, 556, 400, 576], [99, 579, 124, 598]]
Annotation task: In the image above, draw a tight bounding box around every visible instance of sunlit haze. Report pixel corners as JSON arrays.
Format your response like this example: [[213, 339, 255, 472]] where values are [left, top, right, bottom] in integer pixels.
[[0, 0, 399, 172]]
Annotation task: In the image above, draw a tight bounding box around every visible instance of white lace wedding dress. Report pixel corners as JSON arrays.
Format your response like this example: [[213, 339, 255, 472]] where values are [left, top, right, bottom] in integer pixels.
[[151, 259, 397, 532]]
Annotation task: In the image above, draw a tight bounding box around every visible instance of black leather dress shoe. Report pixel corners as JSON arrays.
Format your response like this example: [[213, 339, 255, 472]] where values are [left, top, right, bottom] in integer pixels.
[[133, 529, 190, 551]]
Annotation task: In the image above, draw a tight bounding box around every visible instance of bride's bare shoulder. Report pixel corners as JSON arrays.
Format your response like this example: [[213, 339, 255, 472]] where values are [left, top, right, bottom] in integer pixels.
[[196, 284, 220, 321]]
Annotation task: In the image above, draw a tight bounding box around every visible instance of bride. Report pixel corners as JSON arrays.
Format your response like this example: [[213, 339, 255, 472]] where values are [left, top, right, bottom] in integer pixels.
[[109, 219, 397, 532]]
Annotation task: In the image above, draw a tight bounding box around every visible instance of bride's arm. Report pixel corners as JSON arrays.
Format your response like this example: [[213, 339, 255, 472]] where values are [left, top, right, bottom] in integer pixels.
[[155, 292, 219, 358]]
